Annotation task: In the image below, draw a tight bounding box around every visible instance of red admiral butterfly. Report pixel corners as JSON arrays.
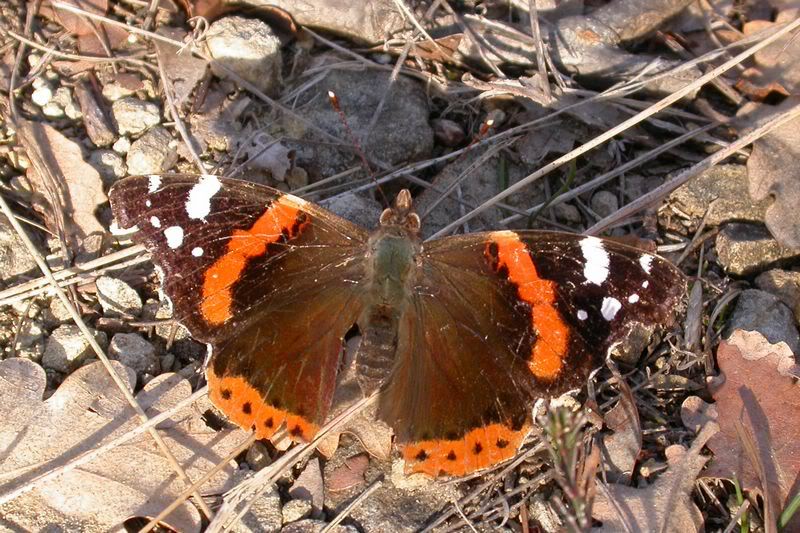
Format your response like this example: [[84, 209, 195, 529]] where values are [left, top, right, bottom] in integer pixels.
[[109, 174, 685, 477]]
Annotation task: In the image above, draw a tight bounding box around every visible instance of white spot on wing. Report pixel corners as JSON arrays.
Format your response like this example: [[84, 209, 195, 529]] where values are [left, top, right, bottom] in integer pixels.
[[148, 175, 161, 193], [628, 293, 639, 303], [577, 309, 588, 321], [150, 216, 161, 228], [164, 226, 184, 249], [186, 174, 222, 220], [192, 247, 204, 257], [642, 280, 649, 288], [580, 236, 610, 285], [601, 297, 622, 321], [639, 254, 654, 274], [145, 199, 152, 207]]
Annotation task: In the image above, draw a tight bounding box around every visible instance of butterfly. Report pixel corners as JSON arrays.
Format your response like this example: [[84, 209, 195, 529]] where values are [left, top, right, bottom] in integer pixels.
[[109, 174, 685, 477]]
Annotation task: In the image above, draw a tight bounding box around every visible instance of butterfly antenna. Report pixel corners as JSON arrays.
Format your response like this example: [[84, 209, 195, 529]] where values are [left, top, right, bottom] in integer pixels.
[[328, 91, 390, 208]]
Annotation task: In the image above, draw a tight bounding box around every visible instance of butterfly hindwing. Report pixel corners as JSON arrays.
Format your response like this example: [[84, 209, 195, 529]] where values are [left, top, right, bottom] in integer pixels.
[[109, 174, 369, 440], [384, 230, 685, 476]]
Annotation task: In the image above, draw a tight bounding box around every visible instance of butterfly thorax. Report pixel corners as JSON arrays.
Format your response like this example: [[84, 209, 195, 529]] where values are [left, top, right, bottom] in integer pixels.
[[364, 190, 421, 319], [356, 190, 421, 393]]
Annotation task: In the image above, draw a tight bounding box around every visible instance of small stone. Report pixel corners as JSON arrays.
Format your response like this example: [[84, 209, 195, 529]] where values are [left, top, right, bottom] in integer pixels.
[[160, 353, 175, 373], [111, 97, 161, 136], [0, 217, 38, 280], [282, 499, 312, 524], [53, 87, 81, 119], [102, 81, 137, 101], [41, 102, 65, 118], [16, 341, 45, 363], [96, 276, 142, 317], [591, 190, 619, 218], [755, 269, 800, 321], [31, 85, 53, 107], [321, 192, 382, 230], [206, 16, 283, 96], [46, 298, 73, 325], [42, 325, 107, 373], [669, 165, 769, 226], [89, 150, 127, 184], [246, 441, 272, 470], [553, 202, 582, 224], [27, 54, 41, 68], [126, 126, 178, 175], [715, 223, 800, 276], [109, 333, 159, 375], [230, 471, 282, 533], [725, 289, 800, 354], [15, 321, 44, 350], [289, 458, 324, 517], [113, 136, 131, 154]]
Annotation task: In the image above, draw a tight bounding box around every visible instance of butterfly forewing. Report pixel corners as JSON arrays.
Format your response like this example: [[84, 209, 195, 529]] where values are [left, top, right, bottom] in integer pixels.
[[384, 230, 685, 476], [109, 174, 370, 441]]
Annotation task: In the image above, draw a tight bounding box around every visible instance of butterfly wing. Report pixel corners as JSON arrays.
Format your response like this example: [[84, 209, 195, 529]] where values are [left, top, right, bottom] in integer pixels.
[[110, 174, 369, 440], [381, 230, 685, 477]]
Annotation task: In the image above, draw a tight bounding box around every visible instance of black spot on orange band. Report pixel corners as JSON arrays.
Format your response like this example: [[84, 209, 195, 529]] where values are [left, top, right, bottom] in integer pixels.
[[206, 367, 318, 442], [401, 422, 531, 477], [486, 231, 570, 380]]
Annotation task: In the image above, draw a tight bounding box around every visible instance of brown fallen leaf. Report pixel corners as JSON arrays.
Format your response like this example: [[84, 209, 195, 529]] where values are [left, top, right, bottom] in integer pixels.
[[327, 453, 369, 493], [600, 372, 642, 484], [742, 97, 800, 250], [737, 10, 800, 99], [154, 27, 209, 108], [315, 363, 393, 464], [18, 120, 107, 251], [592, 423, 717, 533], [0, 358, 246, 531], [696, 330, 800, 530]]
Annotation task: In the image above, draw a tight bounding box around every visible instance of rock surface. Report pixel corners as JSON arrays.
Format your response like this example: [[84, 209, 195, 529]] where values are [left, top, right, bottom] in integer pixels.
[[715, 223, 800, 276], [42, 325, 107, 373], [207, 16, 283, 96], [112, 97, 160, 136], [724, 289, 800, 354], [669, 165, 769, 227]]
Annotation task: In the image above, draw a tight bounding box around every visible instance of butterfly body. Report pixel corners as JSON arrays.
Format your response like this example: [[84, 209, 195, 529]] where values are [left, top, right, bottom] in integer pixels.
[[109, 174, 686, 477]]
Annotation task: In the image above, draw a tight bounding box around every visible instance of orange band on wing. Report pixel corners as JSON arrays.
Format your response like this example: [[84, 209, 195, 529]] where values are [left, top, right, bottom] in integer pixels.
[[206, 367, 318, 442], [488, 231, 570, 380], [401, 422, 531, 477], [201, 197, 309, 325]]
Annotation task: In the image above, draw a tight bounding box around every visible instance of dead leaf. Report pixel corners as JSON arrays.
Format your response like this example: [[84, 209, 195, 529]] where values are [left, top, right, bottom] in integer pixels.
[[592, 423, 717, 533], [314, 349, 392, 463], [327, 453, 369, 492], [0, 358, 246, 531], [44, 0, 107, 37], [700, 330, 800, 530], [18, 120, 107, 248], [154, 27, 209, 108], [738, 10, 800, 98], [600, 374, 641, 484], [743, 97, 800, 250]]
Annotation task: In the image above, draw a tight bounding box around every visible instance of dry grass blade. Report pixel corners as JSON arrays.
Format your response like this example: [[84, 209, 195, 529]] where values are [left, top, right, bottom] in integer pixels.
[[139, 434, 258, 533], [587, 100, 800, 234], [205, 393, 377, 532], [431, 16, 800, 238], [0, 193, 214, 520], [0, 245, 146, 306], [0, 386, 207, 506], [321, 478, 383, 533], [735, 420, 777, 533]]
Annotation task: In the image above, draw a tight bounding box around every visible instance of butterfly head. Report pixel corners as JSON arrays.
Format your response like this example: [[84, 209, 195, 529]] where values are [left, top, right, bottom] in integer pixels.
[[379, 189, 420, 235]]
